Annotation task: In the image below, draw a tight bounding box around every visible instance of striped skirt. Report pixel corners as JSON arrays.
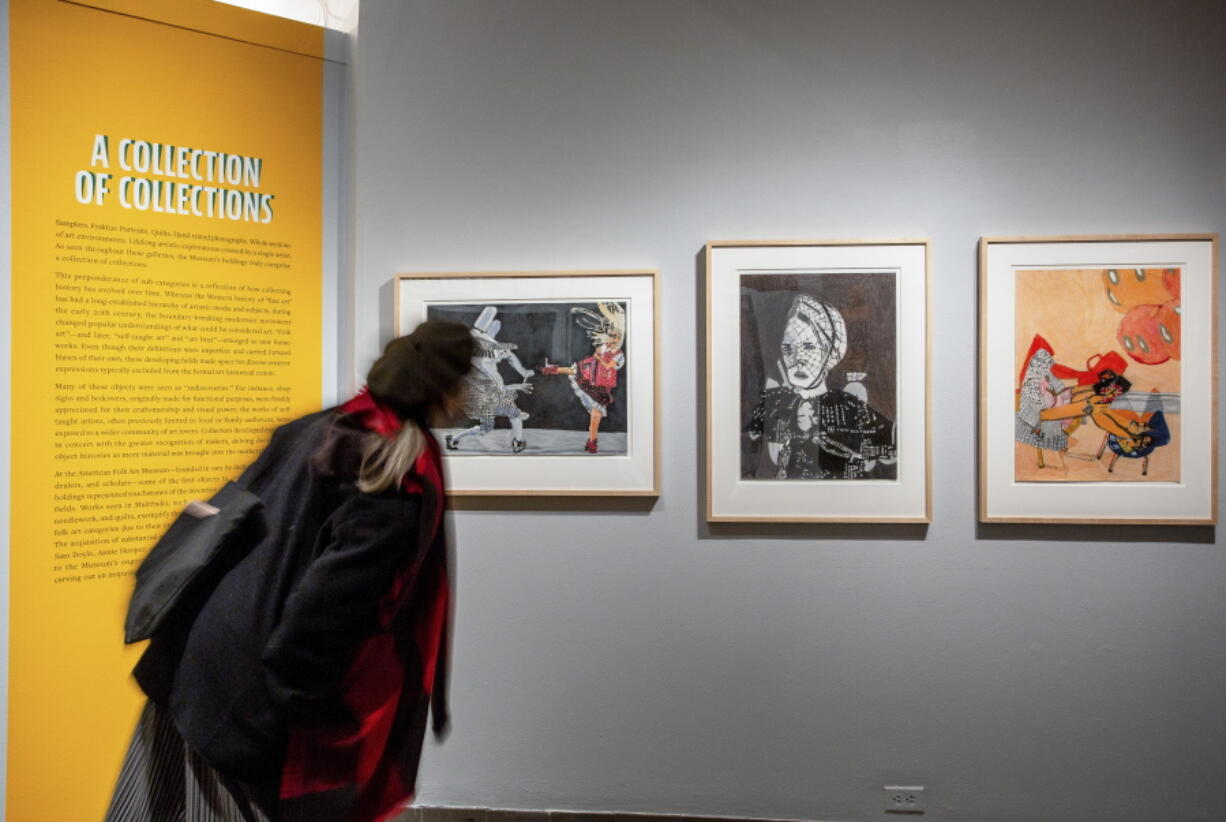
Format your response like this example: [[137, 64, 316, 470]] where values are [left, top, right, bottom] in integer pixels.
[[105, 700, 278, 822]]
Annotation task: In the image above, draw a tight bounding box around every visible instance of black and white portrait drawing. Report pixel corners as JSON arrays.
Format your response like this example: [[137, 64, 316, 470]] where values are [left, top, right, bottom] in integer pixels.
[[740, 272, 897, 480]]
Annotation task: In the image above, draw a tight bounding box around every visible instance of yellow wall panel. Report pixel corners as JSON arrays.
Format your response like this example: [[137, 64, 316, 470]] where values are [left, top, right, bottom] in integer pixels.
[[8, 0, 324, 817]]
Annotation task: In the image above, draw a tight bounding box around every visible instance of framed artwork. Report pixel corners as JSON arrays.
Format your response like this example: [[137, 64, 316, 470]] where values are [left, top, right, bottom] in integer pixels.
[[979, 234, 1218, 524], [395, 269, 659, 497], [705, 240, 931, 523]]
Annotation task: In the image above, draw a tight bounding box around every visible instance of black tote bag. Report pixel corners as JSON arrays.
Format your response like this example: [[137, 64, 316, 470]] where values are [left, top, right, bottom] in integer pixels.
[[124, 481, 265, 644]]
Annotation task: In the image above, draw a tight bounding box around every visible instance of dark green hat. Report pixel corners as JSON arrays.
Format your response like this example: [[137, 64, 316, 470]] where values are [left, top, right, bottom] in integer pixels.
[[367, 320, 474, 416]]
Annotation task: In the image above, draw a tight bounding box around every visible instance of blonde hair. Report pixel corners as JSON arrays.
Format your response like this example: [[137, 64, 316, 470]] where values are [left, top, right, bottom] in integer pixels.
[[571, 302, 626, 346], [356, 421, 426, 493]]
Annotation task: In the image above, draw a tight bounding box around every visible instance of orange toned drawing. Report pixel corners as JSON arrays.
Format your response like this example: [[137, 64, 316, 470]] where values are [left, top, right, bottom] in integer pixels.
[[1014, 269, 1180, 483]]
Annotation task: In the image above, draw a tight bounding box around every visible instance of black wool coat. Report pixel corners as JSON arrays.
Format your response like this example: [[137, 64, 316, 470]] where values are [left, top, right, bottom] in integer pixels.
[[134, 409, 442, 786]]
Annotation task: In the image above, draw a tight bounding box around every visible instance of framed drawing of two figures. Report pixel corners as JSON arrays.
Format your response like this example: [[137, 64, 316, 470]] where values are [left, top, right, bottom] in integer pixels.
[[395, 270, 659, 497], [706, 240, 931, 523], [980, 234, 1218, 525]]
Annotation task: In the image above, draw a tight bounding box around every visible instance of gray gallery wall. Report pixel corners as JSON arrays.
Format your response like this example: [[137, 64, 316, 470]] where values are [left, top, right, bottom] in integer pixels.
[[349, 2, 1226, 820]]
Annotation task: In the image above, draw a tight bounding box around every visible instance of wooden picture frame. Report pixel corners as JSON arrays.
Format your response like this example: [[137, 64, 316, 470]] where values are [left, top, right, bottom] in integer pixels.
[[705, 239, 931, 523], [395, 269, 660, 497], [979, 234, 1218, 524]]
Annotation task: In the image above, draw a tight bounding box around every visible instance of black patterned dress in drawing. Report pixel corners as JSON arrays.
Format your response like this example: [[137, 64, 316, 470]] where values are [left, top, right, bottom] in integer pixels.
[[744, 387, 897, 480]]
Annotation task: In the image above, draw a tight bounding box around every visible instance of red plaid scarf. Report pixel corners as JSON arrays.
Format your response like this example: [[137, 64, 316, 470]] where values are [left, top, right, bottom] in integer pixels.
[[279, 390, 451, 821]]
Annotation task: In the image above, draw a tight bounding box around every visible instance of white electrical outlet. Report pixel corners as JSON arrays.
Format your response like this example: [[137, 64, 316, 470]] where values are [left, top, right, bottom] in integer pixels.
[[883, 785, 925, 814]]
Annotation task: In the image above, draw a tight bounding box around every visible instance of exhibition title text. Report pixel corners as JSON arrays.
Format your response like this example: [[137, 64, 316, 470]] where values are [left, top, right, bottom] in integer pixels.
[[74, 134, 276, 224]]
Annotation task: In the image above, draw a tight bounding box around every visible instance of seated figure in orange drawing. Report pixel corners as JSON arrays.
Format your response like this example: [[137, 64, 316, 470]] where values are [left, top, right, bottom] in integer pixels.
[[1033, 368, 1151, 453], [1015, 336, 1150, 469]]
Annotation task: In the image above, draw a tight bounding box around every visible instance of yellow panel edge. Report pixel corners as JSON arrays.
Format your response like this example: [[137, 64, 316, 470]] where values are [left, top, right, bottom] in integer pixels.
[[71, 0, 327, 58]]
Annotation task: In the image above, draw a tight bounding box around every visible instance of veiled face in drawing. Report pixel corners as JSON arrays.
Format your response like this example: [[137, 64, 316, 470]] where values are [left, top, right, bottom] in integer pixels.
[[780, 296, 846, 390], [1029, 349, 1054, 380]]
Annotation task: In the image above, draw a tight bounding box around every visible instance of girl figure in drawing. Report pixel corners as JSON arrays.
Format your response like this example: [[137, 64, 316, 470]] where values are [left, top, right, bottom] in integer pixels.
[[540, 302, 626, 454]]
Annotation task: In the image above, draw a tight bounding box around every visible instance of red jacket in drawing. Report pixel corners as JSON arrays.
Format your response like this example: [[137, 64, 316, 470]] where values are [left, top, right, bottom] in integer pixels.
[[578, 345, 623, 389]]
